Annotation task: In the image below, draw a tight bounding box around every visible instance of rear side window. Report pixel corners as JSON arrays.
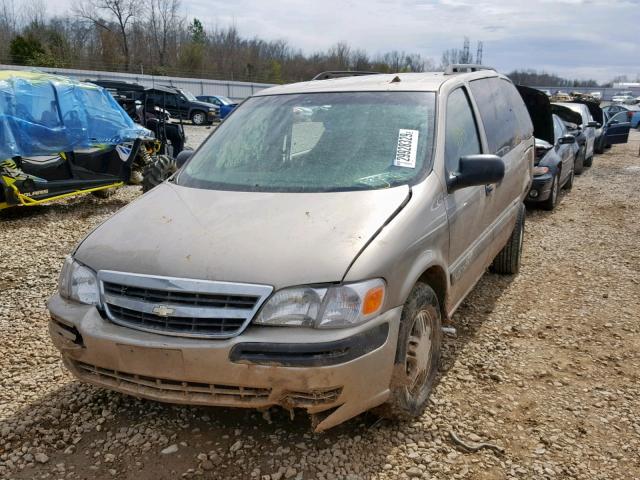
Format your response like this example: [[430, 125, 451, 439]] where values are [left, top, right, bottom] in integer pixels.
[[469, 77, 533, 155], [444, 88, 481, 173]]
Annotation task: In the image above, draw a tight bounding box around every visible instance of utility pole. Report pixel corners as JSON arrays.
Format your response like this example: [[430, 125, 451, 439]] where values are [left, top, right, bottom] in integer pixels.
[[462, 37, 470, 64], [476, 41, 483, 65]]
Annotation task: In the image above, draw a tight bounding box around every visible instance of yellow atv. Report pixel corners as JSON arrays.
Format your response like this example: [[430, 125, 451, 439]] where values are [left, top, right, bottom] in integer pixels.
[[0, 70, 160, 211]]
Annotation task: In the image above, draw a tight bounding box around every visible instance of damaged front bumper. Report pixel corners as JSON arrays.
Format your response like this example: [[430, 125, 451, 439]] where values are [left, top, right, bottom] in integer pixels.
[[47, 294, 401, 431]]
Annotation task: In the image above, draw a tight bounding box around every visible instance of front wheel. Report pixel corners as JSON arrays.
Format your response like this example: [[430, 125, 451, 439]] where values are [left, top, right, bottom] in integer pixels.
[[584, 154, 593, 168], [574, 146, 585, 175], [374, 283, 441, 420], [191, 110, 206, 126], [142, 155, 177, 193], [542, 174, 560, 211], [563, 164, 574, 191]]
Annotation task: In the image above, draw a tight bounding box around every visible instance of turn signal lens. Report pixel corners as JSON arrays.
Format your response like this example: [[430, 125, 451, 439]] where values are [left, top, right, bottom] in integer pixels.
[[362, 286, 385, 315]]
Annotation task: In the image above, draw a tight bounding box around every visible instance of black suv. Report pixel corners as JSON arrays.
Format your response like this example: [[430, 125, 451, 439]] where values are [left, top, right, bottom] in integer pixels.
[[148, 86, 219, 125]]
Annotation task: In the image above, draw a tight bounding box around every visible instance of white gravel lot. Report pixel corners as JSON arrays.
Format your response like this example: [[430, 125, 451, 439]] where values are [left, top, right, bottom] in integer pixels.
[[0, 130, 639, 480]]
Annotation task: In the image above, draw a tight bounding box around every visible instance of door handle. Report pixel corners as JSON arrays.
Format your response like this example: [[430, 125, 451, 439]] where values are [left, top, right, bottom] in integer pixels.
[[485, 184, 494, 195]]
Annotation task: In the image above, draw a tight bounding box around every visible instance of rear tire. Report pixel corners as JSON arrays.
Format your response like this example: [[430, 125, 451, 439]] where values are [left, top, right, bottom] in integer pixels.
[[373, 283, 441, 420], [491, 202, 525, 274], [142, 155, 177, 193]]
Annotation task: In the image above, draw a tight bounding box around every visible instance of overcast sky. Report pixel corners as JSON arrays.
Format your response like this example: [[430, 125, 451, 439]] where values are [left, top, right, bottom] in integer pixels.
[[188, 0, 640, 82], [60, 0, 640, 83]]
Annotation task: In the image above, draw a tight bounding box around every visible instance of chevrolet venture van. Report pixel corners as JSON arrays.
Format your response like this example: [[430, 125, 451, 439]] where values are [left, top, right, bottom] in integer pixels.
[[48, 67, 534, 431]]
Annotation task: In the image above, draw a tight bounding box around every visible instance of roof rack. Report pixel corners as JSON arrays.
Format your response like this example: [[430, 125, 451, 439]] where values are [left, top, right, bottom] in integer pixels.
[[444, 64, 495, 75], [311, 71, 382, 81]]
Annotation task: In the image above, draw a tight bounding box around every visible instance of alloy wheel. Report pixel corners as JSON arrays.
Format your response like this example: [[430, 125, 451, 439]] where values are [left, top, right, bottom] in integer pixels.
[[405, 310, 433, 396]]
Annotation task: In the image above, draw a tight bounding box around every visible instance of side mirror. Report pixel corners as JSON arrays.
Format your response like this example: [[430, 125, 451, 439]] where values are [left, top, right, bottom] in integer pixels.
[[175, 148, 194, 169], [448, 154, 505, 192], [587, 121, 600, 128], [558, 134, 576, 145]]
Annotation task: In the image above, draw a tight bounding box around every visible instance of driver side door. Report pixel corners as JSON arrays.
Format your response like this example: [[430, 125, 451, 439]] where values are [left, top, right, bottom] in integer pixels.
[[444, 87, 490, 307]]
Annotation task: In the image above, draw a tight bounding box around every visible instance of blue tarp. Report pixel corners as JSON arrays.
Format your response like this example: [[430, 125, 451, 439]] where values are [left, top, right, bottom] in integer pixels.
[[0, 70, 153, 159]]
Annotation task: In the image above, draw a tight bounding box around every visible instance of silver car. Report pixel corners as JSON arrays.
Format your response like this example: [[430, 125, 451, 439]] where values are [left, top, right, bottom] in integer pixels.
[[48, 67, 534, 431], [553, 102, 599, 166]]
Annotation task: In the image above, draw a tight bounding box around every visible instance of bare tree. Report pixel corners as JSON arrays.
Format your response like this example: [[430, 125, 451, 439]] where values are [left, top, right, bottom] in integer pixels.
[[75, 0, 141, 68], [147, 0, 180, 67]]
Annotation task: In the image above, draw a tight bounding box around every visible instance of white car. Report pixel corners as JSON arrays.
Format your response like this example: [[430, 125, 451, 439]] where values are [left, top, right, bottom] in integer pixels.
[[612, 91, 637, 104], [553, 102, 599, 166]]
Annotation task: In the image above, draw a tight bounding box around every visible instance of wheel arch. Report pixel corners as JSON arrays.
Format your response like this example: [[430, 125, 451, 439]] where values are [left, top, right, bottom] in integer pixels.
[[416, 264, 449, 323]]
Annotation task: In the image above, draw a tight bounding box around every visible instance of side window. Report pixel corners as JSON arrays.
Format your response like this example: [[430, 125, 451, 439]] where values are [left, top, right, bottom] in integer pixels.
[[469, 78, 532, 155], [444, 88, 481, 173]]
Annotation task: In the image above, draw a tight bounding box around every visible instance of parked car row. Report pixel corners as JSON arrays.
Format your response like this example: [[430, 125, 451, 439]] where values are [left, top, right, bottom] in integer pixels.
[[46, 66, 631, 433], [522, 86, 632, 210]]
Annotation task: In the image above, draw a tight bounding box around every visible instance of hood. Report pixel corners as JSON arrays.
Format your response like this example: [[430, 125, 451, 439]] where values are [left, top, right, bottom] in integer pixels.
[[74, 183, 410, 289], [517, 85, 554, 145], [551, 104, 583, 126], [193, 100, 219, 110], [570, 99, 603, 124]]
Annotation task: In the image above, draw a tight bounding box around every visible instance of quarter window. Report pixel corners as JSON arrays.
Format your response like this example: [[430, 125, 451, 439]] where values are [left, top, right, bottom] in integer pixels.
[[444, 88, 481, 173]]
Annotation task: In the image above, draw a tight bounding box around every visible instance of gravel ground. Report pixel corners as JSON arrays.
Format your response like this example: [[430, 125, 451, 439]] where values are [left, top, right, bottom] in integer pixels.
[[1, 130, 639, 480]]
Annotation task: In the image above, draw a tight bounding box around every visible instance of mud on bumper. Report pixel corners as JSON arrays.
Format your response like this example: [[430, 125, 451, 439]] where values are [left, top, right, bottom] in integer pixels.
[[48, 294, 401, 431]]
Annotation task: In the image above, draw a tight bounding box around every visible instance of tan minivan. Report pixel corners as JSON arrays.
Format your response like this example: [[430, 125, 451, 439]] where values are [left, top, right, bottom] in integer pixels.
[[48, 66, 533, 431]]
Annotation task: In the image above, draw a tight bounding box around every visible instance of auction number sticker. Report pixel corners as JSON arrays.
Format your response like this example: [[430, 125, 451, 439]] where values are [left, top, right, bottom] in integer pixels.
[[394, 129, 419, 168]]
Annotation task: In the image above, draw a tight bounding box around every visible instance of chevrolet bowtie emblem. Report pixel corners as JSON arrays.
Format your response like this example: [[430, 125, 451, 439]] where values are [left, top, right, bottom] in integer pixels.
[[152, 305, 175, 317]]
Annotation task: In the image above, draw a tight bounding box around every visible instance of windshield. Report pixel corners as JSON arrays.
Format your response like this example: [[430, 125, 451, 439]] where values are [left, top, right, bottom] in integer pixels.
[[179, 89, 197, 102], [178, 91, 436, 192], [217, 95, 233, 105]]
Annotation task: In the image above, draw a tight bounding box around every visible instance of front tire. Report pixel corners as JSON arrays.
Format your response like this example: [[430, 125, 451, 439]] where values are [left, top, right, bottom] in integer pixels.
[[491, 202, 525, 274], [542, 174, 560, 211], [563, 164, 574, 191], [374, 283, 441, 420], [584, 154, 593, 168], [574, 146, 585, 175], [142, 155, 177, 193]]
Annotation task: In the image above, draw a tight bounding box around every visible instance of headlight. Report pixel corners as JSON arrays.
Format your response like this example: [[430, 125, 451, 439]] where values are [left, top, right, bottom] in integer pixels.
[[254, 279, 385, 329], [58, 256, 100, 305], [533, 166, 549, 176]]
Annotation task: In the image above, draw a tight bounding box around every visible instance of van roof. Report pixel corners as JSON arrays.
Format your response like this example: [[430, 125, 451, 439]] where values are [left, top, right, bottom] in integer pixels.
[[255, 70, 503, 96]]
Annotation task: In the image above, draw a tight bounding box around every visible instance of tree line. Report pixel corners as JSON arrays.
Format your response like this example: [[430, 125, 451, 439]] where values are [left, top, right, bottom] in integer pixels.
[[0, 0, 437, 83], [0, 0, 608, 87]]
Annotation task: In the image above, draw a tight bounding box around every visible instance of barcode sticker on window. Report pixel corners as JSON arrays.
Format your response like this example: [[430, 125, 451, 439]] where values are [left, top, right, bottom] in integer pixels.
[[394, 129, 419, 168]]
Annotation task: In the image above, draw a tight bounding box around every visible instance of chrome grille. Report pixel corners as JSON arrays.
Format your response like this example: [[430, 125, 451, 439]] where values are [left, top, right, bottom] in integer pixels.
[[102, 282, 258, 309], [98, 271, 272, 339]]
